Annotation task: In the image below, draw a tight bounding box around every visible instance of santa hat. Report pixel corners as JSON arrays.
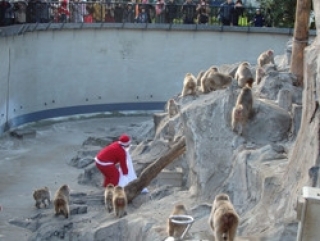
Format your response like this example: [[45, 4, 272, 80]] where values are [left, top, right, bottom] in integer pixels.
[[118, 134, 131, 146]]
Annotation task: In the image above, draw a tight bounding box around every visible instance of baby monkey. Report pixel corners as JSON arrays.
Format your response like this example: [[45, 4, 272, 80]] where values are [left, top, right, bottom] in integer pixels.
[[33, 186, 51, 209]]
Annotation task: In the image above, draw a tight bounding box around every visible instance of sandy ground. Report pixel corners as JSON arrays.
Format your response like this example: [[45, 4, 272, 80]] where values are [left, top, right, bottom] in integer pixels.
[[0, 116, 152, 241]]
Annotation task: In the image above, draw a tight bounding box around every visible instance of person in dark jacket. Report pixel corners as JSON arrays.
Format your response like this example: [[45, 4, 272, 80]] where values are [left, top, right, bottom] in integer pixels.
[[232, 0, 243, 26], [165, 0, 177, 23], [182, 0, 196, 24], [123, 2, 135, 23], [218, 0, 234, 26], [253, 8, 265, 27]]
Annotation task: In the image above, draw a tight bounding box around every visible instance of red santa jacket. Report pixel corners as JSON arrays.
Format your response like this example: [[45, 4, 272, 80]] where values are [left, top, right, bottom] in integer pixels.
[[96, 142, 128, 175]]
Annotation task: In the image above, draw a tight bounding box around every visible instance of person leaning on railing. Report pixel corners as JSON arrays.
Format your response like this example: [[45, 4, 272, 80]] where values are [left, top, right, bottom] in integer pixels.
[[182, 0, 196, 24], [123, 2, 135, 23], [165, 0, 177, 24], [218, 0, 234, 26], [92, 0, 105, 22]]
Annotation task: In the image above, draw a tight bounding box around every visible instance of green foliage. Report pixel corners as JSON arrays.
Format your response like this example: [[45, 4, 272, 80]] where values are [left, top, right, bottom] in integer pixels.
[[256, 0, 296, 27]]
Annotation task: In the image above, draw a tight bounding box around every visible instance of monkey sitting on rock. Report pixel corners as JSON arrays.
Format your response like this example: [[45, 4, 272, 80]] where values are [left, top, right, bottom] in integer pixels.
[[231, 83, 253, 136], [201, 71, 233, 93], [208, 193, 240, 241], [257, 49, 276, 68], [181, 73, 197, 97], [235, 62, 254, 88]]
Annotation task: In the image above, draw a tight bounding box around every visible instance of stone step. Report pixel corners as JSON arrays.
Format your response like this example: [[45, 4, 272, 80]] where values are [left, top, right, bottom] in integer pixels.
[[157, 168, 183, 187]]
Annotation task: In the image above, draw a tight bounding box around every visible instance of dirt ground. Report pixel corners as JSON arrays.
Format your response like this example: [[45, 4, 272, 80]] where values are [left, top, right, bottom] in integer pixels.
[[0, 116, 152, 241]]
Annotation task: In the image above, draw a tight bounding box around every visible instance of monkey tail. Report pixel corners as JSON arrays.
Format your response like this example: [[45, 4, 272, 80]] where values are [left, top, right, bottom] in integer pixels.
[[222, 232, 228, 240], [55, 198, 66, 208], [116, 197, 126, 207], [246, 78, 254, 88]]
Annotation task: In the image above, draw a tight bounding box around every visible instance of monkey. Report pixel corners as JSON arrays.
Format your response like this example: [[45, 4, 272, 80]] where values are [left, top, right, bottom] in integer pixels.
[[197, 66, 219, 88], [167, 204, 188, 238], [104, 183, 115, 213], [167, 99, 180, 118], [201, 72, 233, 93], [257, 49, 276, 68], [33, 186, 51, 209], [235, 62, 254, 88], [53, 184, 70, 218], [196, 70, 206, 86], [208, 193, 240, 241], [231, 84, 253, 135], [255, 67, 266, 84], [181, 73, 197, 97], [112, 185, 128, 218]]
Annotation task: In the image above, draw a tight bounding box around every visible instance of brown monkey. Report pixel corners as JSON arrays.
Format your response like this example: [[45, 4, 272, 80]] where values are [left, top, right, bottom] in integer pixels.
[[112, 185, 127, 218], [53, 184, 70, 218], [104, 183, 115, 213], [197, 66, 219, 88], [196, 70, 206, 86], [33, 186, 51, 209], [231, 84, 253, 135], [181, 73, 197, 97], [257, 49, 275, 67], [201, 72, 232, 93], [235, 62, 254, 88], [208, 193, 239, 241], [167, 204, 188, 238], [167, 99, 180, 118], [255, 67, 266, 84]]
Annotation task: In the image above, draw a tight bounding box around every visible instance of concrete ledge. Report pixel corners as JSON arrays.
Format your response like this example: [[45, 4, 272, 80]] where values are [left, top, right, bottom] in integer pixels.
[[0, 22, 316, 37]]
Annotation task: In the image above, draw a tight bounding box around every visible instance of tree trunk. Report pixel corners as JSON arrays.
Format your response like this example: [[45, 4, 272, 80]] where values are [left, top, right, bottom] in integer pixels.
[[125, 136, 186, 202], [290, 0, 311, 86]]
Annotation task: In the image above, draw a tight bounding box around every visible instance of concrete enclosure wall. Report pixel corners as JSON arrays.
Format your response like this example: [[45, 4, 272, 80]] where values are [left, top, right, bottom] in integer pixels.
[[0, 24, 296, 132]]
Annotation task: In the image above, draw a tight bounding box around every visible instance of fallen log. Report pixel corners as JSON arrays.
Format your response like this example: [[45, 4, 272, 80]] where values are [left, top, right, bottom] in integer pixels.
[[125, 136, 186, 202]]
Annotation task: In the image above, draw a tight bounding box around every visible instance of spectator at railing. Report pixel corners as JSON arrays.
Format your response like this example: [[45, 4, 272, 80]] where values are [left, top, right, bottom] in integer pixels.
[[40, 0, 51, 23], [0, 0, 14, 26], [83, 0, 93, 23], [218, 0, 234, 26], [114, 2, 123, 23], [70, 0, 87, 23], [165, 0, 177, 24], [252, 8, 265, 27], [136, 4, 148, 23], [155, 0, 165, 23], [58, 0, 70, 22], [232, 0, 242, 26], [140, 0, 152, 23], [105, 4, 115, 22], [92, 0, 105, 22], [123, 2, 135, 23], [196, 1, 210, 24], [182, 0, 196, 24], [13, 0, 27, 24]]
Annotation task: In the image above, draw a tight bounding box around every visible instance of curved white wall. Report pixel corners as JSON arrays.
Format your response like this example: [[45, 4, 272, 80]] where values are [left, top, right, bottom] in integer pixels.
[[0, 24, 299, 132]]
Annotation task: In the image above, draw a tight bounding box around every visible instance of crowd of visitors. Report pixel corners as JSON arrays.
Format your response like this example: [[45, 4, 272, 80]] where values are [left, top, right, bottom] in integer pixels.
[[0, 0, 269, 27]]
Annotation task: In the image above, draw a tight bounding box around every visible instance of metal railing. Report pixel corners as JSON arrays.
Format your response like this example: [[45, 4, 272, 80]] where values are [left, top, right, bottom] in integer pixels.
[[0, 1, 298, 28]]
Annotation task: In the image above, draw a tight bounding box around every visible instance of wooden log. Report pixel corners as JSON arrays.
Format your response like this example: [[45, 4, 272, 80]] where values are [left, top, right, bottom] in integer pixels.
[[125, 136, 186, 202], [290, 0, 311, 86]]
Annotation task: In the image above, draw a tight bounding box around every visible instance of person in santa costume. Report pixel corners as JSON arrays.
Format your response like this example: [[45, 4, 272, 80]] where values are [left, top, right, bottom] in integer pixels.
[[95, 134, 131, 187]]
